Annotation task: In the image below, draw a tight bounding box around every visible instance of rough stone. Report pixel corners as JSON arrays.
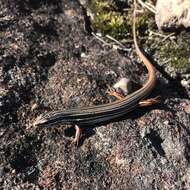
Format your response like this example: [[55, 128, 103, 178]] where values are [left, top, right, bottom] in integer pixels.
[[155, 0, 190, 30], [0, 0, 189, 189]]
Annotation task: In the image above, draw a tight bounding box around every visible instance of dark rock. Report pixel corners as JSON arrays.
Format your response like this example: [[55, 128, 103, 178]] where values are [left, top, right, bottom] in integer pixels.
[[0, 0, 189, 189]]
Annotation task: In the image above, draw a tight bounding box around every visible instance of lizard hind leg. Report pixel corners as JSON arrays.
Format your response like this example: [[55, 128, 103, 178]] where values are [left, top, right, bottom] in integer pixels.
[[107, 86, 124, 100], [139, 96, 161, 107], [107, 77, 132, 100], [72, 125, 82, 146]]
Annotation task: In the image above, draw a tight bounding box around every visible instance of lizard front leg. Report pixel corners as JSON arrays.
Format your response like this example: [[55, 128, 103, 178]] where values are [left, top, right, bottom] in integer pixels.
[[107, 78, 160, 107], [72, 125, 82, 146]]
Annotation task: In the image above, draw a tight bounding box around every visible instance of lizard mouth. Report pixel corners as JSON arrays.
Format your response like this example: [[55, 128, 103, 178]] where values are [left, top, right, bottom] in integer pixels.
[[33, 115, 48, 127]]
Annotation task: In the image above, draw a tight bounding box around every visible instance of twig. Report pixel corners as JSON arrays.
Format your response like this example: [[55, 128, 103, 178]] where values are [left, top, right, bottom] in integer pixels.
[[146, 2, 156, 10], [92, 32, 111, 47], [105, 34, 130, 51], [137, 0, 156, 14], [106, 34, 126, 49], [161, 32, 175, 42], [149, 30, 167, 37], [92, 32, 130, 52], [149, 30, 175, 41]]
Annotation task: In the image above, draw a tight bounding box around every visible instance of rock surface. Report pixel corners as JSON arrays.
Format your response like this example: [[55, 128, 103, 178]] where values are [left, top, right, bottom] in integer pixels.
[[0, 0, 190, 189], [156, 0, 190, 30]]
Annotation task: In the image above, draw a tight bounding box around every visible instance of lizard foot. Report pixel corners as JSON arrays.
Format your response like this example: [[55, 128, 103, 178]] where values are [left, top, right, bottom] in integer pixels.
[[107, 86, 124, 100], [139, 96, 161, 107], [72, 125, 82, 146]]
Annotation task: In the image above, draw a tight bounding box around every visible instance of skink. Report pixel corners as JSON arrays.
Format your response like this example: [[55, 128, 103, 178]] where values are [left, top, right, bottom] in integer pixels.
[[33, 3, 156, 130]]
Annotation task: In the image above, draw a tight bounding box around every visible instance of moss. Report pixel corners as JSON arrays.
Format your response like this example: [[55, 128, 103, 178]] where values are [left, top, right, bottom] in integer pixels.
[[172, 57, 189, 68], [89, 0, 111, 11], [88, 0, 121, 12], [159, 38, 190, 69], [93, 12, 130, 39], [84, 1, 190, 69], [87, 0, 154, 40], [83, 0, 129, 39]]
